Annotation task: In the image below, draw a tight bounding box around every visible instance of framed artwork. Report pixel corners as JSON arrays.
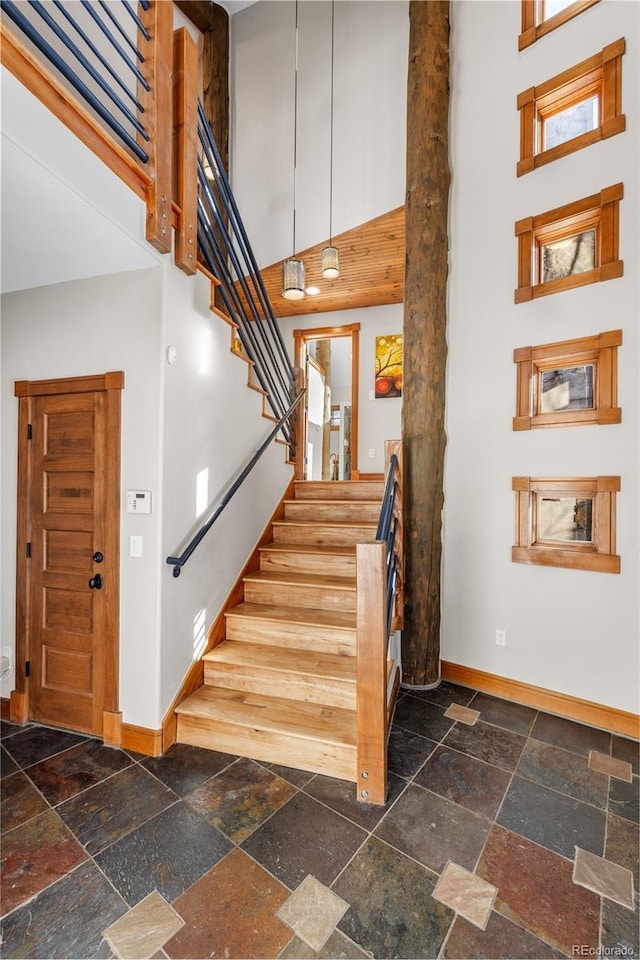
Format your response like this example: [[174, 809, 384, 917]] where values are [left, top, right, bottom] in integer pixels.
[[375, 334, 403, 399]]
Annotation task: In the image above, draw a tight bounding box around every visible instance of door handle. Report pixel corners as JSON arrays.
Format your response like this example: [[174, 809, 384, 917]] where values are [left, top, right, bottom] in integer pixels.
[[88, 574, 103, 590], [92, 552, 104, 563]]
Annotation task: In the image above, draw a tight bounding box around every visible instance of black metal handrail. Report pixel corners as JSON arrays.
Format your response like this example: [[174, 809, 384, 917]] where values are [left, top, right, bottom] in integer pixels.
[[196, 100, 297, 444], [376, 454, 400, 637], [166, 390, 305, 578], [1, 0, 150, 162]]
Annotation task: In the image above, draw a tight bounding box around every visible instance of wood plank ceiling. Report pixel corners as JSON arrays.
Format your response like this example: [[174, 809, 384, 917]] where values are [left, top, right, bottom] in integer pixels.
[[243, 206, 405, 318]]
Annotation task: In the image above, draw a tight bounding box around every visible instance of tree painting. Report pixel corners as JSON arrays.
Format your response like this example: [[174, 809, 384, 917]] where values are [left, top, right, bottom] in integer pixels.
[[375, 334, 403, 398]]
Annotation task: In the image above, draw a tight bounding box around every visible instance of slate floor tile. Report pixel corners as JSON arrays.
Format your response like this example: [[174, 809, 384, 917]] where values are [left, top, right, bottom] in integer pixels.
[[164, 849, 291, 960], [415, 744, 511, 820], [277, 875, 349, 952], [27, 739, 132, 805], [404, 681, 476, 709], [263, 761, 316, 788], [609, 774, 639, 824], [497, 774, 605, 859], [241, 791, 367, 890], [96, 801, 232, 907], [531, 712, 611, 758], [442, 910, 567, 959], [279, 929, 371, 959], [374, 782, 491, 874], [104, 891, 184, 960], [0, 861, 127, 960], [1, 769, 49, 833], [1, 808, 88, 915], [393, 695, 455, 742], [589, 750, 633, 782], [1, 745, 19, 780], [444, 703, 479, 725], [141, 742, 236, 796], [303, 770, 406, 831], [477, 824, 600, 957], [185, 756, 296, 842], [57, 764, 178, 855], [2, 726, 89, 769], [468, 692, 537, 736], [573, 847, 634, 909], [334, 835, 454, 960], [612, 736, 639, 776], [601, 899, 640, 960], [432, 861, 496, 930], [0, 721, 27, 740], [443, 719, 526, 772], [517, 738, 609, 808], [606, 812, 640, 890], [387, 726, 438, 779]]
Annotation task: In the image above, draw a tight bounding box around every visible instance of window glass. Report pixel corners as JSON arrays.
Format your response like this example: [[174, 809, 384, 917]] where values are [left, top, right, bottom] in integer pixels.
[[538, 497, 593, 542], [541, 229, 595, 283], [542, 0, 575, 21], [539, 364, 595, 412], [543, 96, 599, 151]]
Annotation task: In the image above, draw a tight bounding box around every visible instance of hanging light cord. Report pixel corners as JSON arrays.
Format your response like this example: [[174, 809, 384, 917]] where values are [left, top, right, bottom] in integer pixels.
[[328, 0, 335, 246], [292, 0, 300, 258]]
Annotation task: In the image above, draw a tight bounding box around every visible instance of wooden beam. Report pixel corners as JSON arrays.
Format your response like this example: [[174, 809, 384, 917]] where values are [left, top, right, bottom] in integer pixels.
[[401, 2, 451, 686], [173, 28, 198, 274], [140, 1, 173, 253], [356, 541, 388, 805]]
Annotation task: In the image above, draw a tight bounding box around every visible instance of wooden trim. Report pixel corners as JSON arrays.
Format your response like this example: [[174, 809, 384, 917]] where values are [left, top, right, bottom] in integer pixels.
[[121, 722, 163, 757], [161, 475, 296, 751], [358, 473, 385, 481], [139, 1, 173, 254], [519, 0, 601, 51], [14, 371, 125, 397], [172, 28, 198, 275], [102, 710, 122, 747], [515, 185, 623, 302], [14, 397, 31, 702], [517, 40, 625, 176], [442, 661, 638, 739], [356, 540, 388, 805], [9, 691, 29, 725], [512, 476, 620, 573], [0, 23, 150, 202], [513, 330, 622, 430], [1, 698, 10, 721]]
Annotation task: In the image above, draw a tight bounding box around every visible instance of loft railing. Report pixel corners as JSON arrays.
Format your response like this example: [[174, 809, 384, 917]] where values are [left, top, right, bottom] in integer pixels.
[[0, 0, 173, 252], [356, 440, 403, 804], [166, 390, 305, 578], [196, 100, 298, 444]]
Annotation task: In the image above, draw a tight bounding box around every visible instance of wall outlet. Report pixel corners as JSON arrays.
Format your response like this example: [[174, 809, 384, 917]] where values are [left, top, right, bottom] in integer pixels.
[[495, 629, 506, 646]]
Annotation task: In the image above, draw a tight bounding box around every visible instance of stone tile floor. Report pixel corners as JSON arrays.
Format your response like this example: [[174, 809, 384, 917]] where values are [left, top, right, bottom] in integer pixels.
[[0, 683, 638, 959]]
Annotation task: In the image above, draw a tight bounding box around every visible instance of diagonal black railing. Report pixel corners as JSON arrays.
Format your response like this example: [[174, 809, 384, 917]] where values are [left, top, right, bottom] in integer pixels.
[[376, 453, 400, 638], [0, 0, 150, 161], [166, 390, 305, 578], [196, 100, 297, 446]]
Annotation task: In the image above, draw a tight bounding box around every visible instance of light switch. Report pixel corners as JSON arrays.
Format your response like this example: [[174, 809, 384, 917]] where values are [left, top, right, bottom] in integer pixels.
[[368, 448, 375, 459], [130, 536, 143, 558]]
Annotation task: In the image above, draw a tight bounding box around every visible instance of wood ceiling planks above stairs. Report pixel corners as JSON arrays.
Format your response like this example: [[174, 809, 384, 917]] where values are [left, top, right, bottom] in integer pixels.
[[175, 479, 386, 782], [239, 206, 405, 318]]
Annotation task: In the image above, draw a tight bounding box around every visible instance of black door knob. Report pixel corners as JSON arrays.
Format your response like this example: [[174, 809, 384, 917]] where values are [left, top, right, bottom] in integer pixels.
[[88, 574, 103, 590], [92, 552, 104, 563]]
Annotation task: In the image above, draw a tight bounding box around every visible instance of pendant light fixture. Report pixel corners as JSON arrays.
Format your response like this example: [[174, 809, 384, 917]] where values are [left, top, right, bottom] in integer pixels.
[[322, 0, 339, 280], [282, 0, 306, 300]]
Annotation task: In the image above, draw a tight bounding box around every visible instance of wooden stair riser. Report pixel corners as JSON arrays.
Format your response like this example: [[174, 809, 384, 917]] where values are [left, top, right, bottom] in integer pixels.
[[284, 500, 380, 523], [243, 578, 356, 613], [224, 612, 356, 655], [294, 480, 385, 500], [273, 521, 378, 547], [259, 547, 356, 578], [177, 714, 356, 780], [204, 660, 356, 709]]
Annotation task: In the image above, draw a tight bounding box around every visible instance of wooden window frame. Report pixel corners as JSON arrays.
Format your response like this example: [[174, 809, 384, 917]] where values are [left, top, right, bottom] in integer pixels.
[[517, 39, 625, 176], [513, 329, 622, 430], [515, 183, 623, 303], [519, 0, 600, 51], [512, 476, 620, 573]]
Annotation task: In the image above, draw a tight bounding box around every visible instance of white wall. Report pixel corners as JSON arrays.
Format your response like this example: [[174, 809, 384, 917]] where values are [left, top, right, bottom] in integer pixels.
[[445, 1, 639, 713], [279, 303, 403, 474], [230, 0, 409, 268]]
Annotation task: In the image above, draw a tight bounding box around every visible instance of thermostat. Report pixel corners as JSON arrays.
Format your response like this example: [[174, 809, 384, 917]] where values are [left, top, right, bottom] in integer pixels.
[[126, 490, 152, 514]]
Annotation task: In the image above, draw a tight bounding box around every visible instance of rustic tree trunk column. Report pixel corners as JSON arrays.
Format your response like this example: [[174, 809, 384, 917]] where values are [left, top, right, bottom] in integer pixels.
[[401, 1, 451, 687]]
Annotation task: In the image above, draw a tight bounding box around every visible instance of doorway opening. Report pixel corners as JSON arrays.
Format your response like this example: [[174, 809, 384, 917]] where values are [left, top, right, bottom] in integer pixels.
[[293, 324, 360, 482]]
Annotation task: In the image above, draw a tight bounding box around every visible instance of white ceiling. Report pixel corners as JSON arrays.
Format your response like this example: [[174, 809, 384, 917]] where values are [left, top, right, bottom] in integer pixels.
[[1, 68, 161, 295]]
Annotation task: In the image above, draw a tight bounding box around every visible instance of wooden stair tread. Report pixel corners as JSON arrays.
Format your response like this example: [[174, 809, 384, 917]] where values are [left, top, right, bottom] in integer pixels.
[[244, 570, 356, 591], [283, 499, 382, 507], [274, 520, 377, 530], [176, 686, 356, 746], [225, 602, 356, 630], [259, 542, 357, 557], [204, 641, 356, 681], [294, 480, 385, 500]]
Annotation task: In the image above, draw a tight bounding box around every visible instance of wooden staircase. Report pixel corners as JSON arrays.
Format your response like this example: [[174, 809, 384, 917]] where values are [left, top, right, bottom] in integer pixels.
[[175, 479, 385, 781]]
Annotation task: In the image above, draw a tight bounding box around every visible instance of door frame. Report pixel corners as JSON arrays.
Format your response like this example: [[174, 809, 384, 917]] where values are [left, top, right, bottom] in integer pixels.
[[11, 371, 123, 738], [293, 323, 360, 481]]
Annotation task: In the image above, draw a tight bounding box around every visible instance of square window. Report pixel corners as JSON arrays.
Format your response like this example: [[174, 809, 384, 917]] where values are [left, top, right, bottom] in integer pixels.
[[543, 96, 599, 151], [520, 0, 601, 50]]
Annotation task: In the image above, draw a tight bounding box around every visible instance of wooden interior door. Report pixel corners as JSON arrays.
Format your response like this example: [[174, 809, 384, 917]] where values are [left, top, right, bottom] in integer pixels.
[[14, 373, 123, 736]]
